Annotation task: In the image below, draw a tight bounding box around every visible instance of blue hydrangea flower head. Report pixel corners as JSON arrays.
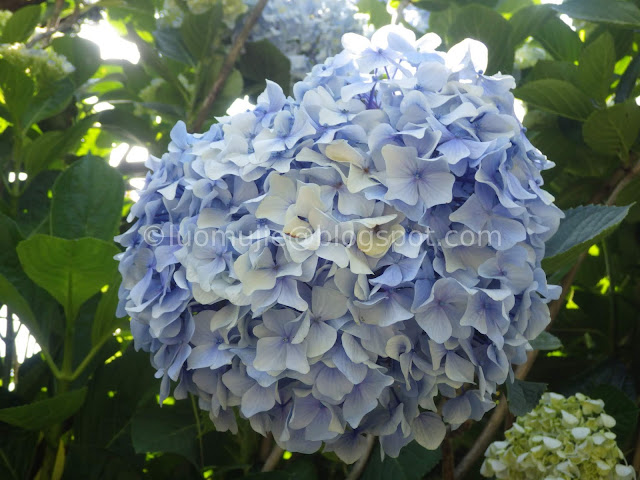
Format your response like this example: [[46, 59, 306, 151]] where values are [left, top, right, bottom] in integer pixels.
[[116, 25, 563, 462]]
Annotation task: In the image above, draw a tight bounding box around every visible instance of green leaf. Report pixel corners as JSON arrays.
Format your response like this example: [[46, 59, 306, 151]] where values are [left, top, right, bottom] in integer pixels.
[[16, 170, 59, 237], [534, 15, 582, 62], [449, 5, 514, 74], [509, 5, 555, 46], [51, 36, 101, 87], [578, 32, 616, 103], [22, 117, 94, 177], [98, 109, 156, 145], [554, 0, 640, 28], [16, 235, 119, 321], [180, 6, 223, 62], [506, 379, 547, 417], [0, 60, 35, 122], [153, 28, 195, 65], [357, 0, 392, 28], [514, 79, 594, 121], [582, 102, 640, 161], [588, 384, 639, 445], [0, 388, 86, 430], [529, 331, 563, 351], [0, 214, 62, 350], [0, 5, 41, 43], [91, 270, 124, 347], [22, 77, 75, 129], [361, 442, 441, 480], [238, 40, 292, 95], [131, 404, 199, 467], [543, 204, 632, 272], [0, 274, 40, 343], [50, 156, 124, 241]]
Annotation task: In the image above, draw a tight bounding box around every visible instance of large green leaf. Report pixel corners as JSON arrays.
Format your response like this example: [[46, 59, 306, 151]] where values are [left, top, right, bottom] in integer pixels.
[[578, 32, 616, 104], [153, 28, 195, 65], [506, 379, 547, 417], [51, 36, 101, 87], [514, 79, 594, 121], [16, 170, 59, 237], [238, 40, 292, 95], [534, 15, 582, 62], [543, 204, 632, 272], [582, 102, 640, 161], [449, 5, 514, 74], [0, 60, 35, 122], [361, 442, 441, 480], [131, 403, 199, 466], [0, 5, 41, 43], [509, 5, 555, 46], [21, 117, 94, 177], [0, 388, 86, 430], [0, 214, 60, 348], [50, 155, 124, 241], [180, 5, 223, 61], [22, 77, 75, 128], [0, 274, 40, 343], [17, 235, 119, 321], [554, 0, 640, 28]]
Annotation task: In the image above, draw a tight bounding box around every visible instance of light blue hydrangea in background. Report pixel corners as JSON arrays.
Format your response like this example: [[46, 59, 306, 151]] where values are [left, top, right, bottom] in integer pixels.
[[248, 0, 368, 80], [116, 25, 563, 462]]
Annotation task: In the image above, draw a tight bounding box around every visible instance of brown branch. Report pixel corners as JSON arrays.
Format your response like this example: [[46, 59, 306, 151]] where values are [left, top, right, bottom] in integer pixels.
[[442, 435, 455, 480], [345, 434, 376, 480], [190, 0, 269, 132], [454, 157, 640, 479]]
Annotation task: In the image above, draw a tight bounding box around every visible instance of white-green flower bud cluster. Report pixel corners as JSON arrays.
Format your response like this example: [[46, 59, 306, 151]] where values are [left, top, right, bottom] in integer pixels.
[[481, 392, 636, 480], [0, 43, 75, 83], [0, 10, 12, 31]]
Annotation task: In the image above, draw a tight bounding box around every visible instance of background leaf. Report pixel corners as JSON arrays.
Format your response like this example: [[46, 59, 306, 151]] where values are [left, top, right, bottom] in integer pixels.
[[582, 102, 640, 161], [543, 204, 632, 272], [514, 79, 594, 121], [17, 235, 119, 321], [0, 388, 86, 430], [506, 379, 547, 417], [50, 155, 124, 241], [0, 5, 41, 43], [554, 0, 640, 28]]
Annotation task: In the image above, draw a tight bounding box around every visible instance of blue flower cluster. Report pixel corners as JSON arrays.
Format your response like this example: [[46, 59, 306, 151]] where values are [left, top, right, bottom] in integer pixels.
[[116, 25, 563, 462], [248, 0, 366, 80]]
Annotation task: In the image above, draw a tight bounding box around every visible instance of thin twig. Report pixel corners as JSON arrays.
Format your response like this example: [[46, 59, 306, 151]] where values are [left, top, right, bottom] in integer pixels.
[[345, 434, 376, 480], [632, 423, 640, 473], [454, 157, 640, 480], [261, 444, 284, 472], [190, 0, 269, 132]]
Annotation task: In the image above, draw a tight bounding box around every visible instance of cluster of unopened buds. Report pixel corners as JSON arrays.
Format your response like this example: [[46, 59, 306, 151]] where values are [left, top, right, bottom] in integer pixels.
[[116, 25, 563, 462], [482, 392, 636, 479]]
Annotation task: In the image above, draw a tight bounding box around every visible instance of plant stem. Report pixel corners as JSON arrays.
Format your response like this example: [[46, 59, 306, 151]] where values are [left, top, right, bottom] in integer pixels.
[[190, 394, 204, 471], [441, 435, 455, 480], [190, 0, 269, 131], [602, 240, 618, 355], [261, 444, 284, 472], [345, 435, 375, 480]]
